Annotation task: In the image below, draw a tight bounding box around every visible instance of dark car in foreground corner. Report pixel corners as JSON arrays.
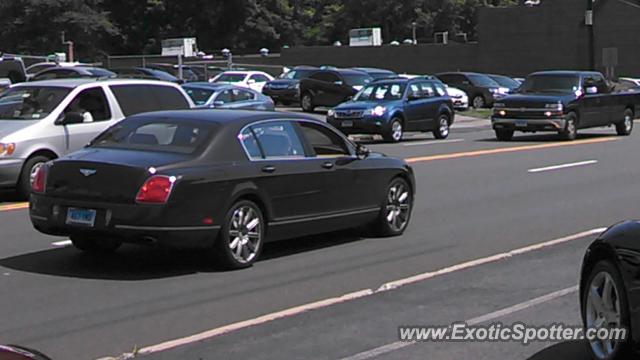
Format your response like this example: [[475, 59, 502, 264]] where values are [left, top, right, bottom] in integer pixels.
[[182, 82, 275, 111], [492, 71, 640, 141], [299, 68, 373, 112], [262, 65, 318, 105], [29, 110, 415, 268], [327, 77, 454, 142], [579, 222, 640, 360]]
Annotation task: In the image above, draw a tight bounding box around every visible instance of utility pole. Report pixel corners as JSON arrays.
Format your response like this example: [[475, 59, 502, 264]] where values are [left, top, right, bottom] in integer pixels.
[[585, 0, 595, 70], [61, 31, 74, 63], [412, 22, 417, 45]]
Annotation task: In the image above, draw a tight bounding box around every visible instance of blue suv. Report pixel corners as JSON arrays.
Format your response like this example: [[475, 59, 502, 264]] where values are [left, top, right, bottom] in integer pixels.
[[327, 78, 454, 142]]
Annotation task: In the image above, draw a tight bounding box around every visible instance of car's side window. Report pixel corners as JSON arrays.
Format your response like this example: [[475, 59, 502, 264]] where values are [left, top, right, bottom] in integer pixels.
[[298, 122, 351, 157], [251, 75, 270, 83], [233, 89, 255, 102], [250, 121, 305, 159], [110, 84, 190, 116], [433, 83, 447, 96], [63, 87, 111, 123], [310, 72, 331, 82], [407, 84, 421, 99], [419, 83, 436, 97], [239, 127, 263, 160], [216, 90, 234, 104]]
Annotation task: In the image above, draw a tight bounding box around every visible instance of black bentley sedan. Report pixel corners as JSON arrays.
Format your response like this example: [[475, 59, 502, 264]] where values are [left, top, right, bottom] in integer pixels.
[[29, 110, 415, 268], [580, 222, 640, 359]]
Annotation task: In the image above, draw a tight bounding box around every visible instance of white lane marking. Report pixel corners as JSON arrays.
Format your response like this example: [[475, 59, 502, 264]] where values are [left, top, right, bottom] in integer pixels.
[[108, 227, 605, 359], [52, 240, 72, 247], [528, 160, 598, 173], [341, 286, 578, 360], [403, 139, 465, 147]]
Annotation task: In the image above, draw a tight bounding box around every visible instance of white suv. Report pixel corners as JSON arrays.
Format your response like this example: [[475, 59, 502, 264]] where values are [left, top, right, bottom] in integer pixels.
[[0, 78, 194, 195]]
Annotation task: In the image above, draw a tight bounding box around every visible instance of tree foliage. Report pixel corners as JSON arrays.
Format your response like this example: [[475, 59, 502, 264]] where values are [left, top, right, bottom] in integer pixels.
[[0, 0, 518, 60]]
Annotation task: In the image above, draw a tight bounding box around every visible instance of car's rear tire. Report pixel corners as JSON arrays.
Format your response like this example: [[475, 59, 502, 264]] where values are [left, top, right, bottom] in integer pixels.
[[581, 260, 632, 360], [561, 112, 578, 141], [301, 93, 315, 112], [472, 95, 486, 109], [615, 109, 634, 136], [70, 236, 122, 254], [433, 114, 451, 139], [383, 118, 404, 143], [372, 177, 412, 237], [18, 155, 51, 198], [495, 129, 514, 141], [213, 200, 265, 269]]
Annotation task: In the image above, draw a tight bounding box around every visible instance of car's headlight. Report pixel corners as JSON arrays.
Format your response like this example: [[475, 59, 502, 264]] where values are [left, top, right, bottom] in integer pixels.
[[364, 106, 386, 117], [0, 143, 15, 156], [545, 103, 563, 111], [489, 88, 499, 94], [498, 87, 510, 94], [327, 109, 336, 117]]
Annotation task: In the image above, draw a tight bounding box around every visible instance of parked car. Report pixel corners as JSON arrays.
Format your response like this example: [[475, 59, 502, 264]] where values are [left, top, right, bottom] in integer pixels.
[[618, 77, 640, 91], [31, 67, 116, 81], [111, 67, 180, 83], [491, 71, 640, 141], [25, 62, 92, 79], [487, 74, 522, 93], [436, 72, 507, 108], [351, 67, 397, 80], [183, 82, 274, 111], [29, 110, 415, 269], [211, 71, 275, 93], [262, 65, 318, 105], [0, 56, 27, 84], [579, 222, 640, 360], [146, 63, 200, 82], [299, 68, 373, 112], [400, 74, 469, 110], [188, 65, 228, 82], [327, 77, 454, 142], [0, 79, 193, 195]]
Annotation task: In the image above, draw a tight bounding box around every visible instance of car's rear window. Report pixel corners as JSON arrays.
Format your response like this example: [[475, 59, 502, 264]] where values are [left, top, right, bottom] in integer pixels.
[[183, 86, 214, 106], [110, 84, 191, 116], [90, 119, 214, 154]]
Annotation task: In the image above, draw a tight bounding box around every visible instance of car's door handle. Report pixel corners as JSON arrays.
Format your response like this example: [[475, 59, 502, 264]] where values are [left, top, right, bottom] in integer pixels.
[[262, 165, 276, 173], [322, 162, 334, 169]]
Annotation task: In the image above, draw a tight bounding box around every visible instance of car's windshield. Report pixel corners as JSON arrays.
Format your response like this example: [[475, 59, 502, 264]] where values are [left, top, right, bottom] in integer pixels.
[[354, 83, 406, 101], [0, 86, 70, 120], [489, 75, 521, 89], [343, 74, 373, 87], [520, 75, 581, 94], [90, 119, 214, 154], [215, 73, 247, 83], [182, 86, 215, 106], [468, 74, 500, 88], [281, 69, 314, 80]]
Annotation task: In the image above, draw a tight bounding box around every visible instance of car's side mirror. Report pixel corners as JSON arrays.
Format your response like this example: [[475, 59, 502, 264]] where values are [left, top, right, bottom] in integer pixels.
[[56, 112, 84, 125], [356, 144, 370, 159], [585, 86, 598, 95]]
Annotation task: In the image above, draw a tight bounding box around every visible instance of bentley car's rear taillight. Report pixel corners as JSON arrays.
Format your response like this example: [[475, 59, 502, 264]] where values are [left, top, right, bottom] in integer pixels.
[[31, 165, 48, 194], [135, 175, 176, 204]]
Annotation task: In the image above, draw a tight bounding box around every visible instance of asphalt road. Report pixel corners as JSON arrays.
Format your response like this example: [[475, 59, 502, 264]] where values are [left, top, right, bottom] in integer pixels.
[[0, 112, 637, 360]]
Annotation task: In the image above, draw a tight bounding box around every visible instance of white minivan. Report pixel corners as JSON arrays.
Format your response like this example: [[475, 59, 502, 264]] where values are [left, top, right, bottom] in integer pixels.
[[0, 78, 194, 195]]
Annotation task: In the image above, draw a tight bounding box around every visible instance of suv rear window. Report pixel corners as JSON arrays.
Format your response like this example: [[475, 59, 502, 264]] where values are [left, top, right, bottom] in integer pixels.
[[110, 84, 190, 116], [90, 119, 214, 154]]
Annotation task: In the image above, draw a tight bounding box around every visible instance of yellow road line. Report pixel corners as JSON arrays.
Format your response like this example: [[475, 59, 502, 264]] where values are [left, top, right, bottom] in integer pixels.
[[406, 137, 618, 164], [0, 202, 29, 212]]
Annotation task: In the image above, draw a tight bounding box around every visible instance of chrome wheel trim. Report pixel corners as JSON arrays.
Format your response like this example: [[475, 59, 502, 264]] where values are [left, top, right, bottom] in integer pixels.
[[473, 96, 485, 109], [586, 271, 622, 359], [29, 162, 44, 186], [392, 121, 403, 141], [385, 182, 411, 232], [228, 206, 262, 264], [567, 119, 576, 135], [439, 116, 450, 137], [624, 114, 633, 132], [302, 94, 312, 110]]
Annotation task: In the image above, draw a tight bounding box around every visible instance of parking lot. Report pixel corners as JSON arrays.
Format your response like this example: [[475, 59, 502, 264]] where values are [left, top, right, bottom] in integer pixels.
[[0, 103, 637, 359]]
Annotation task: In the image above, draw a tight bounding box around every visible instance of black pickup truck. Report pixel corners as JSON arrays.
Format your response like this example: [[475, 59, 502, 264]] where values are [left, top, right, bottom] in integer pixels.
[[491, 71, 640, 140]]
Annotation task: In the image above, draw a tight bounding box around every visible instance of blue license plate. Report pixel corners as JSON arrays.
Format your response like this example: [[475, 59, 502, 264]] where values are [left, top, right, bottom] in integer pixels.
[[66, 208, 97, 227], [342, 120, 353, 127], [515, 120, 528, 127]]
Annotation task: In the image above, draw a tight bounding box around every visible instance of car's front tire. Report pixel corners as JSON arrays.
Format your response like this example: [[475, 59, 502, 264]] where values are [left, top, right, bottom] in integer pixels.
[[472, 95, 486, 109], [70, 236, 122, 254], [433, 114, 451, 139], [561, 112, 578, 141], [213, 200, 265, 269], [581, 260, 632, 360], [372, 177, 413, 237], [300, 93, 315, 112], [615, 109, 634, 136], [383, 118, 404, 143], [495, 129, 514, 141]]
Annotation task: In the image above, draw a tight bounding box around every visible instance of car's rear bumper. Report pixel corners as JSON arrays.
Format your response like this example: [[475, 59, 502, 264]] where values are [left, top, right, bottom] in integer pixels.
[[0, 159, 24, 188], [492, 117, 567, 132], [29, 194, 219, 248]]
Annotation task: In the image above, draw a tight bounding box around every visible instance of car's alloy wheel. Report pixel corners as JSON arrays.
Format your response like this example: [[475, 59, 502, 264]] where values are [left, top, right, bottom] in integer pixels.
[[582, 261, 631, 360], [434, 114, 450, 139], [215, 200, 264, 269], [301, 93, 314, 112], [373, 177, 412, 236], [561, 113, 578, 141], [384, 119, 404, 142], [472, 95, 485, 109], [615, 109, 633, 136]]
